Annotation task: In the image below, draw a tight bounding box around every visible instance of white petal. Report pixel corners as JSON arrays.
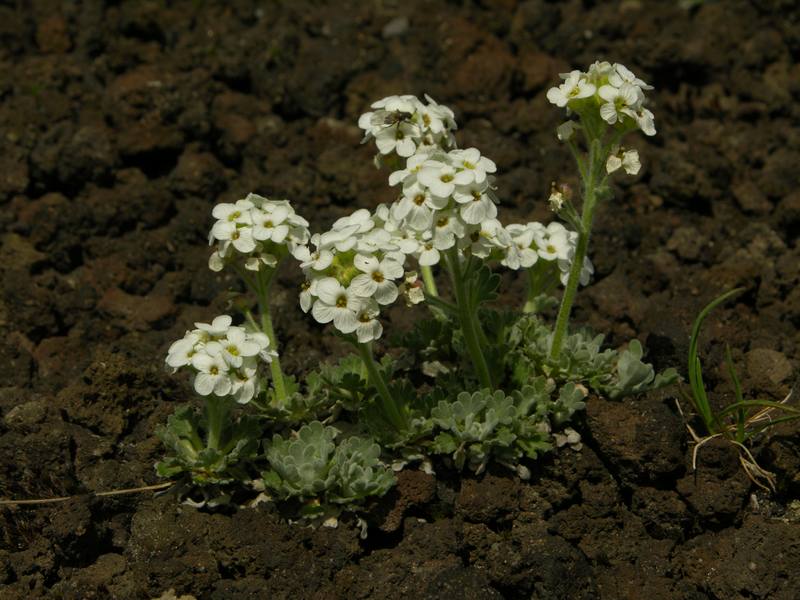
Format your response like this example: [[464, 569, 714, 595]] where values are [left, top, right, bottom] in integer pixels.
[[193, 373, 216, 396], [315, 277, 343, 305]]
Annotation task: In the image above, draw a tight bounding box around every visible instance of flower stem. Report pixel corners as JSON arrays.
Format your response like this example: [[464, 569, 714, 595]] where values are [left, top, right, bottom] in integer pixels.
[[420, 265, 439, 297], [446, 248, 494, 390], [549, 140, 602, 362], [523, 261, 547, 314], [255, 268, 288, 406], [204, 395, 232, 451], [356, 341, 407, 432]]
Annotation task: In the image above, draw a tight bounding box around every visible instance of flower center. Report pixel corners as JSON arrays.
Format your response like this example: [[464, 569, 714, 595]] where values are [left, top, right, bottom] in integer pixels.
[[228, 211, 241, 221], [471, 190, 482, 201], [414, 194, 426, 206], [263, 220, 273, 228], [336, 295, 348, 308], [210, 366, 219, 375], [463, 160, 475, 170], [422, 114, 431, 126], [372, 271, 385, 283], [359, 312, 372, 323], [226, 345, 239, 356], [440, 173, 454, 183], [231, 231, 240, 240], [437, 217, 449, 228], [547, 244, 556, 254]]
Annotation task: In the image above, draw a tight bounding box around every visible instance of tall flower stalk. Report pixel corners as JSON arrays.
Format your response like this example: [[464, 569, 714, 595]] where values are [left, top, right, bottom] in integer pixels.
[[545, 62, 655, 361]]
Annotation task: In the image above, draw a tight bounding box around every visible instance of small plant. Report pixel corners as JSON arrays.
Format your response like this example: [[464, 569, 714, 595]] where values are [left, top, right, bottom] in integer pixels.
[[262, 422, 395, 517], [156, 62, 677, 523], [681, 288, 800, 490]]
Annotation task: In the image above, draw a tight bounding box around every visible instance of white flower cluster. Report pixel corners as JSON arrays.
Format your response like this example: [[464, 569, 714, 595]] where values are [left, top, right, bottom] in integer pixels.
[[358, 94, 457, 158], [386, 147, 503, 266], [294, 209, 411, 343], [291, 93, 601, 342], [502, 221, 594, 284], [166, 315, 275, 403], [547, 61, 655, 137], [208, 193, 311, 272]]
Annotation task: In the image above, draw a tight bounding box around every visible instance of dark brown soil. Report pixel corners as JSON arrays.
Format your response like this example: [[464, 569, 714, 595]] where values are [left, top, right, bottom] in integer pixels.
[[1, 1, 799, 598]]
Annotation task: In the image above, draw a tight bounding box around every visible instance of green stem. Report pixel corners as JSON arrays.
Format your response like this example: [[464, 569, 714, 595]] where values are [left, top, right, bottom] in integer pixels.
[[420, 265, 439, 297], [446, 248, 493, 390], [205, 395, 232, 451], [356, 342, 406, 432], [523, 261, 547, 313], [549, 140, 602, 362], [255, 268, 288, 406]]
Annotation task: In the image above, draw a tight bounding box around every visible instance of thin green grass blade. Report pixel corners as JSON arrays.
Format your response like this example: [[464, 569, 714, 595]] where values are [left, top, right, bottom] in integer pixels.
[[742, 414, 800, 441], [717, 400, 800, 419], [687, 288, 744, 434], [725, 344, 746, 441]]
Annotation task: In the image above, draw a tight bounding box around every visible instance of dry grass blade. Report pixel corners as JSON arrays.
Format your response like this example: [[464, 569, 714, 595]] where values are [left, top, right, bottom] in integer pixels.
[[0, 481, 175, 507]]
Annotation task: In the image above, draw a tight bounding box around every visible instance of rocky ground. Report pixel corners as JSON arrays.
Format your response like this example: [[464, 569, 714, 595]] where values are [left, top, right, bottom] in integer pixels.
[[1, 1, 799, 598]]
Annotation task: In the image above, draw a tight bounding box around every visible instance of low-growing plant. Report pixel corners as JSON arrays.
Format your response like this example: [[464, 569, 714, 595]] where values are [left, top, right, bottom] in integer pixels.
[[681, 288, 800, 490], [157, 62, 677, 522]]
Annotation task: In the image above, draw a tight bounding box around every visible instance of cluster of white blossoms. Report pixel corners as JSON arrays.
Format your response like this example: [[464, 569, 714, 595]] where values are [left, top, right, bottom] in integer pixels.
[[502, 221, 594, 284], [166, 315, 275, 403], [208, 193, 311, 272], [547, 61, 656, 138], [386, 147, 503, 266], [294, 209, 412, 343], [358, 94, 457, 158]]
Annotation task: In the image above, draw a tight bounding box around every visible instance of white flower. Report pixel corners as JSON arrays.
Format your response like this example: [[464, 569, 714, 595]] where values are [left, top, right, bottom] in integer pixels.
[[417, 160, 470, 198], [609, 63, 653, 91], [453, 181, 497, 225], [388, 153, 430, 187], [546, 70, 596, 108], [332, 208, 374, 235], [299, 279, 317, 313], [449, 148, 496, 184], [349, 254, 404, 304], [251, 204, 290, 243], [465, 219, 510, 259], [432, 209, 466, 250], [211, 198, 254, 226], [392, 184, 436, 231], [191, 352, 233, 397], [208, 194, 310, 273], [421, 94, 457, 136], [586, 60, 614, 84], [606, 147, 641, 175], [534, 222, 571, 261], [418, 240, 441, 266], [359, 94, 458, 159], [354, 299, 383, 343], [196, 315, 233, 337], [559, 252, 594, 287], [166, 331, 203, 369], [310, 277, 360, 334], [635, 108, 656, 136], [295, 240, 335, 272], [598, 83, 643, 125], [503, 224, 539, 269], [212, 326, 270, 368]]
